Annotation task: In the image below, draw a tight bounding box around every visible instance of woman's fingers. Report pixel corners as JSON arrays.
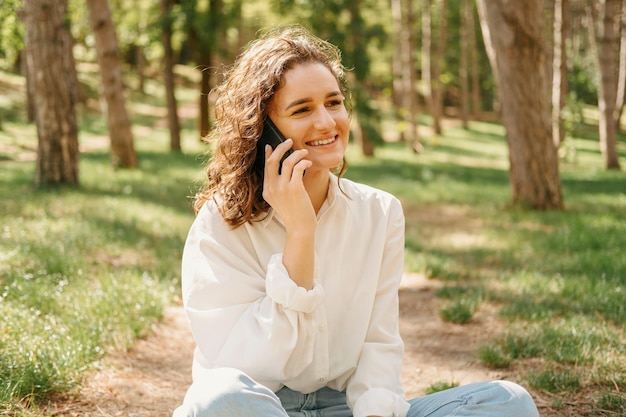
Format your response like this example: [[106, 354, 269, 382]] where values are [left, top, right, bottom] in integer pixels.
[[264, 139, 309, 179], [264, 139, 292, 176]]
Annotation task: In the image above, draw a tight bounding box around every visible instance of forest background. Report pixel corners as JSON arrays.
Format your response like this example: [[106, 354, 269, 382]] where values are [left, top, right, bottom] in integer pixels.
[[1, 0, 625, 416]]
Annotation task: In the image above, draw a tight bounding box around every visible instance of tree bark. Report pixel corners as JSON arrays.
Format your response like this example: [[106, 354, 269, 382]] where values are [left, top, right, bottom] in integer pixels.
[[23, 0, 80, 187], [477, 0, 564, 209], [392, 0, 420, 150], [592, 0, 622, 169], [391, 0, 406, 140], [161, 0, 181, 152], [404, 0, 421, 151], [422, 0, 434, 130], [87, 0, 138, 169], [347, 0, 376, 156], [135, 43, 146, 95], [615, 0, 626, 132], [460, 0, 471, 128], [20, 48, 36, 123], [544, 0, 555, 110], [476, 0, 500, 115], [468, 2, 481, 118], [430, 0, 447, 135], [198, 60, 211, 139], [552, 0, 568, 147]]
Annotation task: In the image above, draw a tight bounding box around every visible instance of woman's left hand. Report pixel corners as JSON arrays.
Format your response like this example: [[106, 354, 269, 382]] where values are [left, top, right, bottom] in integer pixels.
[[262, 139, 314, 229]]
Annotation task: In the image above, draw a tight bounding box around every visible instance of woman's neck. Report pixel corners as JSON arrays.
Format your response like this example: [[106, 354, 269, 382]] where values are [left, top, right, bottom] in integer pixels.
[[303, 170, 331, 214]]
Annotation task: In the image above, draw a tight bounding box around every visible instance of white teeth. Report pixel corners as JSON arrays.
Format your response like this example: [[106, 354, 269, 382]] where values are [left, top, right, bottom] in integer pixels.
[[309, 137, 335, 146]]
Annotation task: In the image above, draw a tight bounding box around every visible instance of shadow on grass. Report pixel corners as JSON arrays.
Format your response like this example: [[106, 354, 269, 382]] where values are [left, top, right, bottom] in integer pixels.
[[0, 151, 199, 293], [348, 153, 509, 183], [562, 173, 626, 196], [346, 154, 510, 206], [77, 150, 205, 214], [1, 151, 203, 214]]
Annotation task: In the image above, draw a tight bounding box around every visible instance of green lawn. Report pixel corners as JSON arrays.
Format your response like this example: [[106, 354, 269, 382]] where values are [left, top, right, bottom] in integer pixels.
[[1, 67, 626, 415]]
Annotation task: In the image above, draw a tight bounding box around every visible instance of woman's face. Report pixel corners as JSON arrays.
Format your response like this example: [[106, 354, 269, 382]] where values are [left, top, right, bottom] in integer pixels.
[[267, 62, 350, 174]]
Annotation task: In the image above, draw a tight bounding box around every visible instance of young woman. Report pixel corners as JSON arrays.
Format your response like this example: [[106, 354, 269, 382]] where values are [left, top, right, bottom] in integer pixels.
[[173, 26, 540, 417]]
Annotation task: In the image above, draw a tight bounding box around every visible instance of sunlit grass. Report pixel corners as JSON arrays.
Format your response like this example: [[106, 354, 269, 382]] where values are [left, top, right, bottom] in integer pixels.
[[424, 380, 460, 395], [527, 367, 581, 393]]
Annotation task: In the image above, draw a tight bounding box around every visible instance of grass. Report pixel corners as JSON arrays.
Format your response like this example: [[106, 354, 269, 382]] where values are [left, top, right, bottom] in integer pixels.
[[0, 68, 205, 412], [424, 380, 460, 395], [345, 120, 626, 413], [2, 65, 626, 415], [0, 145, 204, 410], [436, 284, 484, 324]]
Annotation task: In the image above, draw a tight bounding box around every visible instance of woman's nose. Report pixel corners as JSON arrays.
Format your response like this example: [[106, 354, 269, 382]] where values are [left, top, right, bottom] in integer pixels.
[[313, 107, 336, 130]]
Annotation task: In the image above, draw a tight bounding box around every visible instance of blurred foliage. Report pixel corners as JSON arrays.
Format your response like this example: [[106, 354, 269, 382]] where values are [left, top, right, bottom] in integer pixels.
[[0, 0, 25, 70]]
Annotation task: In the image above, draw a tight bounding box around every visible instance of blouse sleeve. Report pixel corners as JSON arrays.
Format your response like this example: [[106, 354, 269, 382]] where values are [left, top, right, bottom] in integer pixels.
[[181, 202, 325, 382], [347, 197, 410, 417]]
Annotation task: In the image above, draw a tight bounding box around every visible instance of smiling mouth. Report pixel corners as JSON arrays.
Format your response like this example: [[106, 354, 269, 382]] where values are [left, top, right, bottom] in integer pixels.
[[307, 136, 337, 146]]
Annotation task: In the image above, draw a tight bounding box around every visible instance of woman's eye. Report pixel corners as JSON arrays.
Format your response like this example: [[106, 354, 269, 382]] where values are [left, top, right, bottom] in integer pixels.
[[293, 107, 309, 114], [327, 100, 343, 107]]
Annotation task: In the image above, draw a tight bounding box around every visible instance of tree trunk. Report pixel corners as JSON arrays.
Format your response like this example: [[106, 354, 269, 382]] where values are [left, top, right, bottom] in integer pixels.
[[476, 0, 500, 115], [198, 61, 211, 139], [615, 0, 626, 132], [87, 0, 138, 169], [469, 2, 481, 118], [544, 0, 555, 110], [552, 0, 568, 147], [430, 0, 447, 135], [593, 0, 622, 169], [392, 0, 421, 149], [188, 21, 213, 140], [136, 43, 146, 95], [406, 0, 421, 152], [20, 48, 36, 123], [422, 0, 433, 130], [161, 0, 181, 152], [23, 0, 79, 187], [348, 0, 375, 156], [477, 0, 564, 209], [234, 0, 244, 53], [460, 0, 471, 128], [391, 0, 406, 140]]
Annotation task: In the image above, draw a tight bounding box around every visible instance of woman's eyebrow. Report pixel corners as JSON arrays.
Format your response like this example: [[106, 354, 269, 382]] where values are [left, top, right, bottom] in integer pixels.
[[284, 91, 343, 111], [285, 98, 311, 111]]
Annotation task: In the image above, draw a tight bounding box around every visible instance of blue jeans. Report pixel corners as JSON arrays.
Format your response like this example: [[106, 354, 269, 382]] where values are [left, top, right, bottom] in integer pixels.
[[172, 368, 540, 417]]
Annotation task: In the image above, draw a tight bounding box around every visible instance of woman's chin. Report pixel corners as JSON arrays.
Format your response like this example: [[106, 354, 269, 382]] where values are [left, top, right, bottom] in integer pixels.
[[308, 153, 345, 171]]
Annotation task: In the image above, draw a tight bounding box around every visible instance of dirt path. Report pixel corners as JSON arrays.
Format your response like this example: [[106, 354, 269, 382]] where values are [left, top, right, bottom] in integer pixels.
[[43, 273, 520, 417], [398, 273, 505, 398]]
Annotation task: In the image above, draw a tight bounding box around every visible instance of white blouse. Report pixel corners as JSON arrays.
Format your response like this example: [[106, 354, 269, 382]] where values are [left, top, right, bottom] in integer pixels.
[[181, 175, 410, 417]]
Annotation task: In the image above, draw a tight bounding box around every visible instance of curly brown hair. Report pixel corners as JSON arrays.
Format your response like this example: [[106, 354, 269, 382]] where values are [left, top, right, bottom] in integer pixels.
[[193, 26, 351, 228]]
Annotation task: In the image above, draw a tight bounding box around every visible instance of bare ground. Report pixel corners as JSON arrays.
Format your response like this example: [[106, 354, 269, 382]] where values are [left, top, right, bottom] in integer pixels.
[[40, 272, 568, 417]]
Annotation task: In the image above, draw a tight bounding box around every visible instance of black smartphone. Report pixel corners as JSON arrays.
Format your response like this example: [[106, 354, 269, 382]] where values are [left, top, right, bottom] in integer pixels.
[[255, 117, 293, 175]]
